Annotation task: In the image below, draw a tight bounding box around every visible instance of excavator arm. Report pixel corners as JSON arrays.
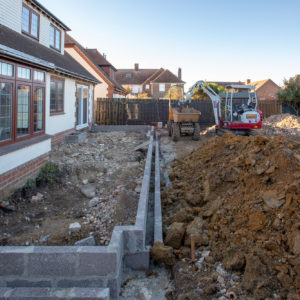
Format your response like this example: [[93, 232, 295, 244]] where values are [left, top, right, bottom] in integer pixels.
[[184, 81, 222, 126]]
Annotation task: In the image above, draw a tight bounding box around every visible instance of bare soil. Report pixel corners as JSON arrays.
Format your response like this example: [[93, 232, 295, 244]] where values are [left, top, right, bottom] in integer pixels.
[[156, 133, 300, 299], [0, 130, 148, 246]]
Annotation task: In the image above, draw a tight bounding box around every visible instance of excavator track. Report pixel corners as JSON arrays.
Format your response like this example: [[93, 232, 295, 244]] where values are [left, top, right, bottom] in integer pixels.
[[216, 128, 261, 137]]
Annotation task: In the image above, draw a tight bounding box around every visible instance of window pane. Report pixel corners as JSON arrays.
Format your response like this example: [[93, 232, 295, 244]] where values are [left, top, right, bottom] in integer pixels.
[[55, 29, 61, 49], [57, 82, 63, 110], [0, 83, 13, 142], [18, 67, 31, 80], [50, 81, 56, 111], [17, 85, 30, 137], [31, 13, 39, 37], [22, 6, 30, 33], [34, 87, 44, 132], [83, 88, 88, 124], [50, 26, 55, 47], [0, 63, 13, 77], [34, 71, 45, 82]]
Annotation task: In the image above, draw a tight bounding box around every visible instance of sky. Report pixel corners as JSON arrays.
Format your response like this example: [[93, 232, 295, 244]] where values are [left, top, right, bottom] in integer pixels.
[[39, 0, 300, 89]]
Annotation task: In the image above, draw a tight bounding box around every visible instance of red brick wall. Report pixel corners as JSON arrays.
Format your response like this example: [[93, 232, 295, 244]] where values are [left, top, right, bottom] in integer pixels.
[[51, 128, 75, 146], [257, 80, 281, 100], [0, 153, 49, 198]]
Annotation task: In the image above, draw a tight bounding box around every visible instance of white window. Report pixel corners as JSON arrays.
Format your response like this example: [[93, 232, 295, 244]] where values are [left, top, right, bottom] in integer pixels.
[[159, 84, 165, 92], [125, 73, 131, 78], [145, 84, 150, 90], [50, 25, 61, 50], [17, 67, 31, 80]]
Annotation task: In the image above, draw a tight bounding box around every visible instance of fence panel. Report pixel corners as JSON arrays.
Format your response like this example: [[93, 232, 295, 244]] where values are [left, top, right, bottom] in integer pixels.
[[95, 98, 282, 126]]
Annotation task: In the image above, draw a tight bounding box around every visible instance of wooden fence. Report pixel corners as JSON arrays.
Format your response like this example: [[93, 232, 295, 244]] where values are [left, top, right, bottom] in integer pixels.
[[94, 98, 282, 126]]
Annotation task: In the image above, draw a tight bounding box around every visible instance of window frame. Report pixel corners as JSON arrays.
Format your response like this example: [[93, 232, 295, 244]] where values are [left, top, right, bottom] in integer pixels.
[[33, 69, 46, 83], [50, 76, 65, 115], [50, 24, 62, 52], [0, 59, 46, 147], [16, 65, 32, 82], [145, 84, 150, 90], [159, 83, 165, 92], [0, 61, 15, 79], [21, 4, 40, 41]]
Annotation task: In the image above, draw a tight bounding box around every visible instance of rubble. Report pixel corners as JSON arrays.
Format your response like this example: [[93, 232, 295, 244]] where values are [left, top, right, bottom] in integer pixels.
[[0, 130, 147, 246], [261, 113, 300, 137], [162, 133, 300, 299]]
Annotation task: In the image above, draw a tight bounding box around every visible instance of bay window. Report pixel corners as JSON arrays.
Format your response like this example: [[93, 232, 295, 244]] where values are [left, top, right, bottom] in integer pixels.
[[0, 60, 45, 146]]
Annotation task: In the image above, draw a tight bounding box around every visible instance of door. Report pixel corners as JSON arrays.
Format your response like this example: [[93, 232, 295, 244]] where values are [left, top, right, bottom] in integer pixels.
[[76, 85, 88, 129]]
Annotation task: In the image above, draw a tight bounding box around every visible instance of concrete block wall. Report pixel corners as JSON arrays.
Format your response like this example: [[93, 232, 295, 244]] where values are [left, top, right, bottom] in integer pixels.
[[0, 128, 157, 299]]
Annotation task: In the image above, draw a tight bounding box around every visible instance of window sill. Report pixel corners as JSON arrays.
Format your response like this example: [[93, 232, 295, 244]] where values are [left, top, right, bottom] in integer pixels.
[[50, 111, 65, 116], [0, 134, 51, 156], [76, 123, 89, 130]]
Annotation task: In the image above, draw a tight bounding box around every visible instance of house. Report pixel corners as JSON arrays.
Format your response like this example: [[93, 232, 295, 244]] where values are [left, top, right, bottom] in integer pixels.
[[65, 34, 127, 99], [0, 0, 99, 197], [116, 64, 185, 99], [247, 79, 281, 100], [208, 79, 281, 99]]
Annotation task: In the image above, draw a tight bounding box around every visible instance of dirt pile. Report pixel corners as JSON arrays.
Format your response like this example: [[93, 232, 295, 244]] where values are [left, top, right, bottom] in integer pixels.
[[262, 113, 300, 137], [160, 134, 300, 299]]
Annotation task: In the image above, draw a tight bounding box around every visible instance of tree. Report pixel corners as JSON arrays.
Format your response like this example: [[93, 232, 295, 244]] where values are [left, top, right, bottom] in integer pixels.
[[165, 86, 183, 100], [191, 82, 226, 99], [277, 75, 300, 115], [137, 92, 149, 99]]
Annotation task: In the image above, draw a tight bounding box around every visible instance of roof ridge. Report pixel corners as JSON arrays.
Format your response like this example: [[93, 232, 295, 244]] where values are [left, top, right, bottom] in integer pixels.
[[151, 69, 167, 82], [142, 68, 164, 85]]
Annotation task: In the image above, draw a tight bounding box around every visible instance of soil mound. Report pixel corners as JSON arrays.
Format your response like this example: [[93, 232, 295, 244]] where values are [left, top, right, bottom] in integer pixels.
[[161, 134, 300, 299]]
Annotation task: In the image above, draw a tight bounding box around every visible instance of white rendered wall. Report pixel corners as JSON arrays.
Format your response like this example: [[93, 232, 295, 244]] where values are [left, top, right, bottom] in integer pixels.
[[0, 138, 51, 174], [65, 47, 108, 98], [45, 73, 76, 135]]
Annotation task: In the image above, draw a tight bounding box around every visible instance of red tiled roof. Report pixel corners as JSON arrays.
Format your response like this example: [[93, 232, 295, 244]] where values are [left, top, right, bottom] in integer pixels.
[[116, 68, 184, 85], [65, 33, 126, 93], [85, 49, 116, 71], [152, 69, 185, 83]]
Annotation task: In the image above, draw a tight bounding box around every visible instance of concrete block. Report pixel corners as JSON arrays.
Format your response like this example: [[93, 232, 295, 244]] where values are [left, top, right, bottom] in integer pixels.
[[0, 287, 110, 299], [65, 131, 87, 144], [6, 279, 51, 288], [0, 253, 24, 276], [78, 252, 117, 276], [108, 276, 122, 300], [27, 252, 77, 276], [56, 278, 105, 288], [124, 250, 149, 270], [0, 288, 12, 298], [67, 287, 110, 299]]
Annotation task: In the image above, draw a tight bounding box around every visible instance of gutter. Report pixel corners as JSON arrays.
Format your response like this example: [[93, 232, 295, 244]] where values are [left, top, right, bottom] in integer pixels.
[[0, 44, 99, 84]]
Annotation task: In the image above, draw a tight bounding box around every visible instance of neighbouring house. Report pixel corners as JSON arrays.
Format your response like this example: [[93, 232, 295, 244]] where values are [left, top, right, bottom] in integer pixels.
[[247, 79, 281, 100], [116, 64, 185, 99], [65, 34, 127, 99], [0, 0, 99, 197], [208, 79, 281, 99]]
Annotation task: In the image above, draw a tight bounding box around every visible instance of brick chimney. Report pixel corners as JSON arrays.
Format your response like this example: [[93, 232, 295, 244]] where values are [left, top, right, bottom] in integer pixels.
[[178, 67, 182, 80], [134, 63, 139, 71], [245, 79, 251, 85]]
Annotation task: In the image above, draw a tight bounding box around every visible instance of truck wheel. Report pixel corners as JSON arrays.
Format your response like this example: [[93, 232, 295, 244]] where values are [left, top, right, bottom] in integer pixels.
[[192, 123, 200, 141], [167, 121, 172, 136], [172, 123, 180, 142]]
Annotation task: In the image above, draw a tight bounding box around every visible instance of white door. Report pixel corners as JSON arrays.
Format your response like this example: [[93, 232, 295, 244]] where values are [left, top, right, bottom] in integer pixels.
[[76, 85, 88, 129]]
